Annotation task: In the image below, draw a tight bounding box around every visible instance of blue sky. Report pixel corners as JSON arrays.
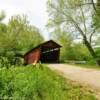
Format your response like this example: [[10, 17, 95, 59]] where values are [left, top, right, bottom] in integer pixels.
[[0, 0, 49, 39]]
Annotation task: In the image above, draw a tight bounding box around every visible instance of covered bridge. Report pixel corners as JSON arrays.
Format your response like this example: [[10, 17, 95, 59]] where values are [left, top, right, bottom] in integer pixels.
[[24, 40, 61, 65]]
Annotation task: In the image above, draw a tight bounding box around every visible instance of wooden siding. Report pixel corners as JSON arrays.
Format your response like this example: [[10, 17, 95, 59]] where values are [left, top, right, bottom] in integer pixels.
[[24, 48, 41, 64], [24, 40, 61, 65]]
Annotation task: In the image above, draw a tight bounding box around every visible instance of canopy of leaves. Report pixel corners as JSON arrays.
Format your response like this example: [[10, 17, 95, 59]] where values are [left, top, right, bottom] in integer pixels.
[[0, 15, 44, 53], [47, 0, 100, 64], [0, 14, 44, 66], [47, 0, 99, 43], [92, 0, 100, 30]]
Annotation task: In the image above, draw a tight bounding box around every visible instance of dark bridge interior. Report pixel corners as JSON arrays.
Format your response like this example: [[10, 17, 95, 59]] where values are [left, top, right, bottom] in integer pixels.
[[40, 47, 60, 63], [24, 40, 61, 65]]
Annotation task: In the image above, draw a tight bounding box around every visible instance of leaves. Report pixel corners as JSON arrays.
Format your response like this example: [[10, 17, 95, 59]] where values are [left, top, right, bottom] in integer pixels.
[[0, 13, 44, 66], [0, 11, 5, 22]]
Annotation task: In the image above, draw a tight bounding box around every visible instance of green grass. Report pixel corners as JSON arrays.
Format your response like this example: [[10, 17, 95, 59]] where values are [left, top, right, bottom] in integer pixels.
[[0, 65, 97, 100], [69, 63, 100, 70]]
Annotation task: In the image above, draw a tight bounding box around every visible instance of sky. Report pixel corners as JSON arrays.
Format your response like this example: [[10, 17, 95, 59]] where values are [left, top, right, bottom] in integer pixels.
[[0, 0, 49, 40]]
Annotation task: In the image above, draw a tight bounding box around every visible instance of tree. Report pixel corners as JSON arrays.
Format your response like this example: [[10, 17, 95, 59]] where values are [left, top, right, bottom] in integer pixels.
[[0, 11, 7, 34], [92, 0, 100, 30], [47, 27, 73, 61], [7, 15, 44, 52], [48, 27, 92, 62], [0, 14, 44, 66], [0, 11, 5, 21], [47, 0, 100, 66], [0, 11, 7, 55]]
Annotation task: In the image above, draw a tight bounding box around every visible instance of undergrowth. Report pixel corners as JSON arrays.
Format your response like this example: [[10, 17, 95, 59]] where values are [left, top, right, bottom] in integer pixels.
[[0, 65, 97, 100]]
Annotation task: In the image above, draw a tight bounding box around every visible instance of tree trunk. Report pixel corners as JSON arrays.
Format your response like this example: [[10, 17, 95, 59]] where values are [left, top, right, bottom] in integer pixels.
[[83, 37, 100, 66]]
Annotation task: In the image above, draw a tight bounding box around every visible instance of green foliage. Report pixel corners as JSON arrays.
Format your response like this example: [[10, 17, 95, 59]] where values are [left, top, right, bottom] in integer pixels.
[[0, 65, 97, 100], [47, 0, 100, 65], [50, 27, 92, 62], [95, 48, 100, 62], [71, 44, 92, 61], [92, 0, 100, 30], [2, 15, 44, 52], [0, 13, 44, 67], [95, 36, 100, 45], [61, 43, 92, 62], [0, 11, 5, 21]]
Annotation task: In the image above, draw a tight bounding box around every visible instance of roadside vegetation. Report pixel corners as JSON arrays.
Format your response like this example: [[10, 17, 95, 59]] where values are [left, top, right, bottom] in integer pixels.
[[0, 12, 44, 68], [47, 0, 100, 66], [0, 65, 97, 100], [68, 63, 100, 70], [0, 0, 100, 99]]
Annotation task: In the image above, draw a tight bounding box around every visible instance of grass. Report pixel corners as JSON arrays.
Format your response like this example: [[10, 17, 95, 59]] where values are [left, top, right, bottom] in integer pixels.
[[68, 63, 100, 70], [0, 64, 98, 100], [63, 59, 100, 69]]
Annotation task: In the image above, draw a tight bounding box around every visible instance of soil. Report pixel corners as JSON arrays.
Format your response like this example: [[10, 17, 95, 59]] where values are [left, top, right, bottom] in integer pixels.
[[48, 64, 100, 99]]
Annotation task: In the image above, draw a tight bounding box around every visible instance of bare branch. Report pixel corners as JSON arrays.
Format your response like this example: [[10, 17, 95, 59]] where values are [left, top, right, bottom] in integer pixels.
[[80, 3, 87, 34], [91, 0, 97, 12], [89, 28, 96, 44], [69, 16, 86, 38], [49, 2, 86, 39]]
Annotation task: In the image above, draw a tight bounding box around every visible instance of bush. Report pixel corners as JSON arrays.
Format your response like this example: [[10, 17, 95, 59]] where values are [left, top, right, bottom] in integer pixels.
[[0, 51, 24, 68], [95, 48, 100, 61], [60, 43, 92, 62], [0, 65, 97, 100]]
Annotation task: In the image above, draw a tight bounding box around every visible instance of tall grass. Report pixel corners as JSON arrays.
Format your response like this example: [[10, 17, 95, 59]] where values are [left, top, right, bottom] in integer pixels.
[[0, 65, 97, 100]]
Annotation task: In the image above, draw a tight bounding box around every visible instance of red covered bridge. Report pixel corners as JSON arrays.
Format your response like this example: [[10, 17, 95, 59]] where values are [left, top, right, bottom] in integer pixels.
[[24, 40, 61, 65]]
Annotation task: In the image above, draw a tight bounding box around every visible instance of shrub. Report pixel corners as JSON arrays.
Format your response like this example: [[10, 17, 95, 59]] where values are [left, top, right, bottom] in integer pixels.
[[0, 65, 97, 100], [60, 43, 92, 62]]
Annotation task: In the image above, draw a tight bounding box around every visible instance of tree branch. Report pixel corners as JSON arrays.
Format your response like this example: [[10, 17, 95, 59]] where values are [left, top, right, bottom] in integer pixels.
[[69, 16, 86, 38], [80, 3, 87, 34], [89, 28, 96, 44], [91, 0, 97, 12]]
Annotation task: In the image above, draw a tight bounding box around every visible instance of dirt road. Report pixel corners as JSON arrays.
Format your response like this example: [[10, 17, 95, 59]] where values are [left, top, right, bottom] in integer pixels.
[[48, 64, 100, 91]]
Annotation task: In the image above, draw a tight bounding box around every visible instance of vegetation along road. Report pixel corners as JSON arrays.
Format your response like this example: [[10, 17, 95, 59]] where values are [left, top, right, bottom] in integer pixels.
[[48, 64, 100, 91]]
